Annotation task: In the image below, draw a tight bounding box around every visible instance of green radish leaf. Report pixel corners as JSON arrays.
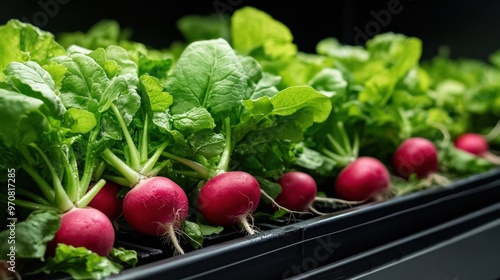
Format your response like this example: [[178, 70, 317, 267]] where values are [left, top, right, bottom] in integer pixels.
[[198, 223, 224, 236], [139, 74, 173, 112], [182, 220, 204, 249], [42, 244, 122, 279], [4, 61, 66, 118], [0, 89, 49, 147], [231, 6, 296, 59], [171, 107, 215, 135], [64, 108, 97, 134], [0, 210, 60, 261], [270, 85, 331, 123], [0, 19, 65, 70], [109, 247, 138, 268], [166, 38, 247, 123]]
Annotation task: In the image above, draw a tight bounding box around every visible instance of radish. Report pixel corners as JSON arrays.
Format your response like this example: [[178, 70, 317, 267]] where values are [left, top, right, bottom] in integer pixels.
[[87, 181, 124, 221], [274, 171, 317, 212], [391, 137, 452, 196], [122, 176, 189, 253], [454, 133, 488, 156], [13, 142, 116, 257], [47, 207, 115, 257], [392, 137, 438, 179], [100, 122, 190, 254], [197, 171, 261, 233], [91, 76, 194, 254], [334, 157, 391, 201], [454, 133, 500, 164], [162, 118, 262, 235]]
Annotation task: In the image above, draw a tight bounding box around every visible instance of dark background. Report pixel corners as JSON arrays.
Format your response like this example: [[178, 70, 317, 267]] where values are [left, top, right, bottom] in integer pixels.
[[1, 0, 499, 61]]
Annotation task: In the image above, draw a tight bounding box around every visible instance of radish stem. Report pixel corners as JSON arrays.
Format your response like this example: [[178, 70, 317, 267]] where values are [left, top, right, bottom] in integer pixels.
[[102, 148, 142, 187], [30, 144, 74, 212], [102, 175, 130, 187], [148, 160, 171, 177], [21, 164, 55, 203], [75, 179, 107, 208], [79, 128, 100, 198], [162, 151, 213, 179], [140, 114, 150, 163], [217, 117, 232, 173], [111, 103, 140, 170], [61, 148, 80, 203], [140, 141, 169, 175], [15, 198, 59, 212], [327, 133, 347, 156], [93, 161, 106, 181], [17, 188, 50, 205]]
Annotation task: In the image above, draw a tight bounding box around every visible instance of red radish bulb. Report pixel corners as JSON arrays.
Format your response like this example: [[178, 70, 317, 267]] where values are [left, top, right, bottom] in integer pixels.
[[275, 171, 317, 211], [123, 176, 189, 236], [454, 133, 489, 156], [87, 181, 124, 221], [334, 157, 391, 201], [47, 207, 115, 256], [392, 137, 438, 179], [197, 171, 261, 227]]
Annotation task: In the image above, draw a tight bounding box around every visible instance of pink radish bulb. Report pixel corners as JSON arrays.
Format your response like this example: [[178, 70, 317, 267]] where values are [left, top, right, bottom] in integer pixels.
[[392, 137, 438, 179], [197, 171, 261, 227], [87, 181, 124, 221], [123, 176, 189, 236], [47, 207, 115, 256], [454, 133, 489, 156], [334, 157, 391, 201], [275, 171, 317, 211]]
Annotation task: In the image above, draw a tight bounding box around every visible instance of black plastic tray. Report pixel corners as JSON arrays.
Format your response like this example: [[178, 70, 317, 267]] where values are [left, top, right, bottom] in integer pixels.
[[287, 201, 500, 280], [107, 168, 500, 280]]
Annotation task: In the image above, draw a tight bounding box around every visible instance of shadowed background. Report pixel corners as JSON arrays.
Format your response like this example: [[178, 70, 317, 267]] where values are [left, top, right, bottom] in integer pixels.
[[1, 0, 499, 61]]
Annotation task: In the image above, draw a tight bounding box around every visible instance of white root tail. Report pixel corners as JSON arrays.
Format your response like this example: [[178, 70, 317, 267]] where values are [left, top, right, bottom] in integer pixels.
[[308, 205, 328, 216], [166, 224, 185, 255], [483, 151, 500, 165], [396, 172, 452, 197], [239, 215, 257, 235], [314, 196, 368, 205], [260, 189, 310, 216]]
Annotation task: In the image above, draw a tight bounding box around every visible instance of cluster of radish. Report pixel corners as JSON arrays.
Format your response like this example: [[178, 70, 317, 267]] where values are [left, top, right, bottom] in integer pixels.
[[50, 133, 499, 260], [56, 129, 500, 260]]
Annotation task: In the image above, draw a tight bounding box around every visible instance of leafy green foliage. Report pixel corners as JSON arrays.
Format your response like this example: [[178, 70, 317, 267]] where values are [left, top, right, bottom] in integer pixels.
[[1, 5, 500, 279]]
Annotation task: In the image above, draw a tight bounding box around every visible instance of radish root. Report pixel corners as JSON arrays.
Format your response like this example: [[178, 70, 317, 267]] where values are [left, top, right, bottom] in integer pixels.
[[396, 172, 451, 196], [260, 189, 310, 216], [309, 196, 372, 216], [166, 224, 185, 255], [483, 151, 500, 165], [239, 214, 258, 235], [314, 196, 368, 205], [308, 205, 328, 216], [483, 119, 500, 142]]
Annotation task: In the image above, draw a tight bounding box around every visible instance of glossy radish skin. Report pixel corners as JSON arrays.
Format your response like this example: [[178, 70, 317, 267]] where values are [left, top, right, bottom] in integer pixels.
[[47, 207, 115, 256], [197, 171, 261, 226], [334, 157, 391, 201], [276, 171, 317, 211], [123, 176, 189, 236], [454, 133, 489, 156], [392, 137, 438, 179], [87, 181, 124, 221]]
